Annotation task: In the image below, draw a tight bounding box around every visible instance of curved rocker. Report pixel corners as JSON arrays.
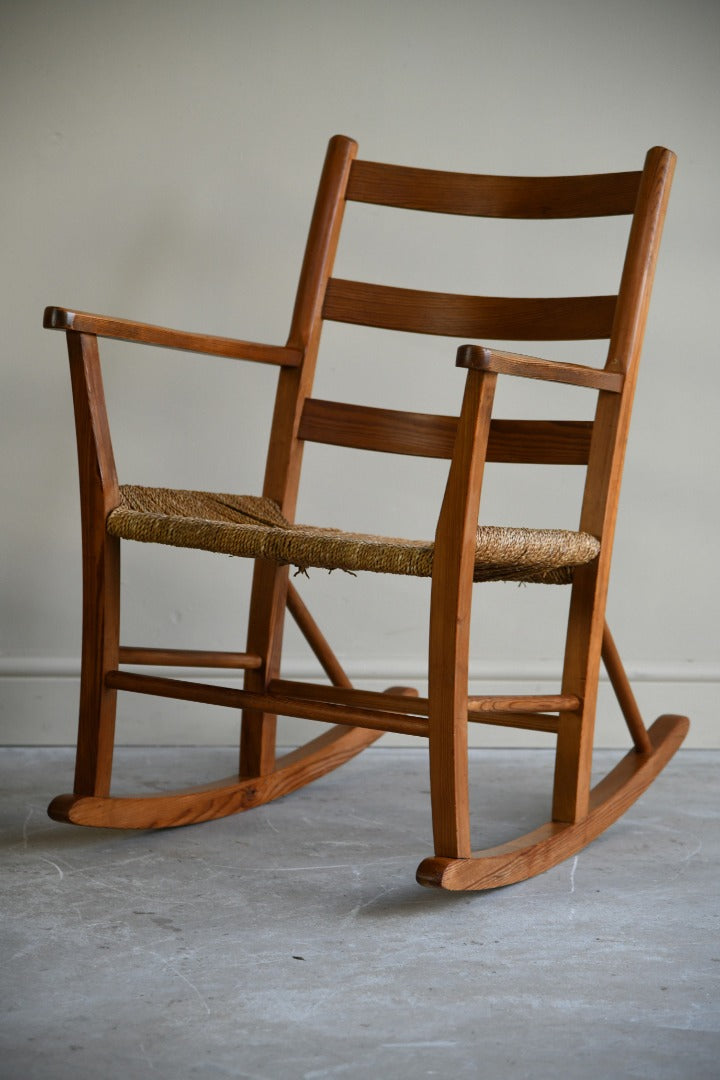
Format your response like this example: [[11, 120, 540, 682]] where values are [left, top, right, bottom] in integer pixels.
[[417, 714, 688, 891], [48, 722, 382, 830]]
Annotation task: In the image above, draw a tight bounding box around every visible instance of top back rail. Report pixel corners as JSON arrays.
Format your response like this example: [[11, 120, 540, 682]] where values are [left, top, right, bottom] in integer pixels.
[[345, 159, 642, 218]]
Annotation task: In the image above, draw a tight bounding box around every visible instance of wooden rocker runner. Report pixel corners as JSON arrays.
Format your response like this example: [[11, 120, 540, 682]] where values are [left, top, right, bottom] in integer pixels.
[[44, 135, 688, 891]]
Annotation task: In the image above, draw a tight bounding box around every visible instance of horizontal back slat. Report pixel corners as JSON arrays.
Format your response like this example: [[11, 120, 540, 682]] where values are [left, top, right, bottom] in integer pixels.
[[300, 398, 456, 458], [347, 160, 642, 218], [299, 398, 592, 463], [490, 419, 592, 464], [323, 279, 617, 340]]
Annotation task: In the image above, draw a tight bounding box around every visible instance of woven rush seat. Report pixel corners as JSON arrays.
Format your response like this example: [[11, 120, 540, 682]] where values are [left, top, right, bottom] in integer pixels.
[[107, 485, 600, 584]]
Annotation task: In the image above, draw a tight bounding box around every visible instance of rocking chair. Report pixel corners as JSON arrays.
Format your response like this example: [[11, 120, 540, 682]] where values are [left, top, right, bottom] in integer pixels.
[[44, 135, 687, 891]]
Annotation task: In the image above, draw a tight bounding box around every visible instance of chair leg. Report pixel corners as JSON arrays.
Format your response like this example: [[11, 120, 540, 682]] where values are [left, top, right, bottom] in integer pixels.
[[426, 368, 497, 861], [60, 330, 122, 801], [427, 585, 472, 860], [239, 560, 289, 777], [72, 534, 121, 799], [551, 566, 604, 825]]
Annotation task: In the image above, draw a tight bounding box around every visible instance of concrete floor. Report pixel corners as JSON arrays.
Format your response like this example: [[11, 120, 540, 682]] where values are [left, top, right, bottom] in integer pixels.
[[1, 746, 718, 1079]]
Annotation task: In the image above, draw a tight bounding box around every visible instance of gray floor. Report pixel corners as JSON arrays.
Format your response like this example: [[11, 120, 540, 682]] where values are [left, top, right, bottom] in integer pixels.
[[2, 746, 718, 1080]]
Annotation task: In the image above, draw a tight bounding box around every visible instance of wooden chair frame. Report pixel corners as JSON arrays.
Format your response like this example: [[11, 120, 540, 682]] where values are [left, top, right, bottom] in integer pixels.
[[44, 135, 687, 891]]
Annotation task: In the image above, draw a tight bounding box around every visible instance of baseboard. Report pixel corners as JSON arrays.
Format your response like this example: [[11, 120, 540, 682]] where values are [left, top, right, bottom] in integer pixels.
[[0, 658, 715, 748]]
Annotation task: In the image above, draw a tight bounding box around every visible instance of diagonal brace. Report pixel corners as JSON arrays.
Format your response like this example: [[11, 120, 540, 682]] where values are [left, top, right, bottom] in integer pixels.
[[602, 622, 652, 753]]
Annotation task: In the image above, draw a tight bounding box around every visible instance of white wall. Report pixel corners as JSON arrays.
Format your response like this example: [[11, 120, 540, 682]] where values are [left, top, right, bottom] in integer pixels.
[[2, 0, 718, 747]]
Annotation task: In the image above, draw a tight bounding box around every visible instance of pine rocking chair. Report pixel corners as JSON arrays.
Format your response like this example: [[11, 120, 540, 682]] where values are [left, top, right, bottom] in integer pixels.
[[44, 135, 688, 891]]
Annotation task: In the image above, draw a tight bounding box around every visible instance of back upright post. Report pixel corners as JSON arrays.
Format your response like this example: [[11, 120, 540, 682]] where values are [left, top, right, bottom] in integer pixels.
[[552, 148, 677, 823], [240, 136, 358, 778]]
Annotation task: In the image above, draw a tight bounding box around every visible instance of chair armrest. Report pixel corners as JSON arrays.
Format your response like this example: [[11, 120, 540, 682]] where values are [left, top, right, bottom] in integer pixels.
[[456, 344, 623, 392], [43, 306, 302, 367]]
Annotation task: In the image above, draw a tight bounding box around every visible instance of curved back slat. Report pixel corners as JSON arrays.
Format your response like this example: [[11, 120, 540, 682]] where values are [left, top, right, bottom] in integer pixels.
[[347, 160, 642, 218], [299, 398, 593, 463], [323, 278, 617, 341]]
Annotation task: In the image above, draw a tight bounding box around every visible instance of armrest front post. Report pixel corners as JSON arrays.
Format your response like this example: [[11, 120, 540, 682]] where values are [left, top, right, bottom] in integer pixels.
[[428, 366, 498, 859], [67, 332, 119, 517], [66, 331, 121, 798]]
